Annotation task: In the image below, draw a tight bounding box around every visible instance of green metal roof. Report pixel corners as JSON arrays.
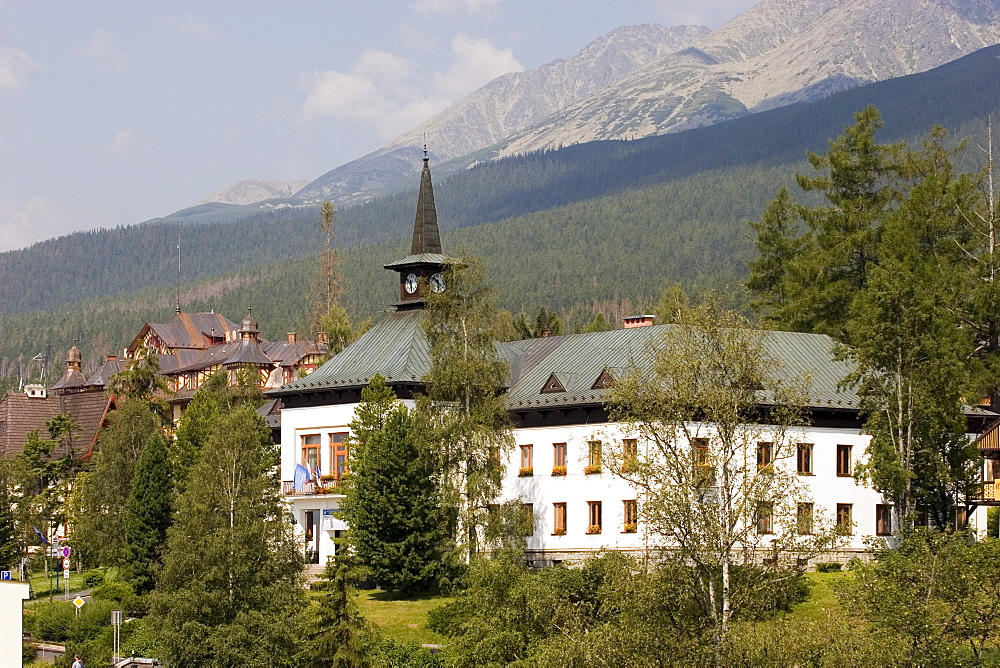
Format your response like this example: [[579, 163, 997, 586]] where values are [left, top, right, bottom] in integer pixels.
[[269, 309, 430, 395], [270, 313, 882, 413]]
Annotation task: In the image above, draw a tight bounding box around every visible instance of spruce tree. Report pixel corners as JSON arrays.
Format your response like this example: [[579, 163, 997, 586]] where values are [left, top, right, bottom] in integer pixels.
[[0, 463, 19, 570], [120, 430, 172, 594], [342, 386, 456, 595], [149, 405, 304, 666], [297, 553, 370, 668]]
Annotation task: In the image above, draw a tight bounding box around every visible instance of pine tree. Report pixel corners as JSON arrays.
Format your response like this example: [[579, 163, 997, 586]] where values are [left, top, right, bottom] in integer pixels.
[[120, 430, 172, 594], [342, 387, 456, 594], [149, 405, 304, 666]]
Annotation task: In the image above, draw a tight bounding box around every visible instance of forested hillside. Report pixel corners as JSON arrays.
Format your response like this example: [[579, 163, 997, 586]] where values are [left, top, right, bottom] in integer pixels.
[[1, 45, 998, 387], [2, 44, 997, 318]]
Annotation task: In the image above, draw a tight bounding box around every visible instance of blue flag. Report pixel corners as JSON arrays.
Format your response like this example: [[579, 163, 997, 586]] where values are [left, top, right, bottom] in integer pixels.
[[32, 526, 48, 544], [293, 464, 309, 492]]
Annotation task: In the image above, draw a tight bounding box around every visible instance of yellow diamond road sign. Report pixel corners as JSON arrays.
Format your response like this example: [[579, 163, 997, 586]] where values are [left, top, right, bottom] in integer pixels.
[[73, 596, 85, 609]]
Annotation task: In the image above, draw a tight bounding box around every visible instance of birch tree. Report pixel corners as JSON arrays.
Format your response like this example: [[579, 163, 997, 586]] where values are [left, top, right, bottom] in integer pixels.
[[421, 255, 513, 560], [606, 300, 837, 665]]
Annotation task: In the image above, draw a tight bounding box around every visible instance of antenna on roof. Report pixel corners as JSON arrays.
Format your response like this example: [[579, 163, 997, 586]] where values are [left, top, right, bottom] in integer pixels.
[[175, 232, 182, 314]]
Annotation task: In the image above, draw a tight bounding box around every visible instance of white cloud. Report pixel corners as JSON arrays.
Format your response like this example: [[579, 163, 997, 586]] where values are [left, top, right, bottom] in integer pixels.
[[432, 34, 521, 99], [413, 0, 501, 15], [0, 197, 70, 252], [106, 128, 138, 154], [172, 12, 213, 40], [299, 35, 521, 140], [80, 29, 130, 72], [0, 46, 42, 90]]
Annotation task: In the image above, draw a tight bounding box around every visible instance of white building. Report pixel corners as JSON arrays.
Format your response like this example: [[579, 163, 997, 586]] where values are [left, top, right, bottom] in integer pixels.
[[269, 156, 996, 567]]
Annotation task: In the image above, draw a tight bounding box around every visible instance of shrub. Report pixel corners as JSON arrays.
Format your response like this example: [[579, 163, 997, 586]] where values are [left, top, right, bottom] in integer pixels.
[[816, 562, 842, 573], [82, 569, 105, 588]]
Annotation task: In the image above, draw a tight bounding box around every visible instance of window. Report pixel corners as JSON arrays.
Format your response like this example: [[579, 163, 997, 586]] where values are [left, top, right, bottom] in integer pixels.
[[693, 438, 710, 467], [796, 444, 813, 475], [586, 441, 602, 474], [523, 503, 534, 536], [587, 501, 602, 533], [836, 444, 852, 477], [836, 504, 853, 535], [330, 432, 349, 482], [692, 438, 714, 485], [622, 439, 638, 471], [301, 434, 320, 473], [553, 503, 567, 535], [756, 503, 773, 534], [520, 444, 533, 471], [757, 442, 774, 469], [623, 500, 637, 532], [553, 442, 567, 474], [797, 502, 814, 535], [875, 504, 893, 536]]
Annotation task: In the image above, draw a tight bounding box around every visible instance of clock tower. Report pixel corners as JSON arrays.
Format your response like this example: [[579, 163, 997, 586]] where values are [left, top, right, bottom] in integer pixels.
[[384, 149, 448, 309]]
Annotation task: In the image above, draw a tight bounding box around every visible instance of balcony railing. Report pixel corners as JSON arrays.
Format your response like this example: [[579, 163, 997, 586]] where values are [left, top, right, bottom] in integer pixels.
[[282, 480, 345, 496], [980, 481, 1000, 502]]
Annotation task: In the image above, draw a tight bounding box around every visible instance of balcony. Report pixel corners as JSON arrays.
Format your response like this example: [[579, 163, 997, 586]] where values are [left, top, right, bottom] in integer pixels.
[[980, 481, 1000, 503], [282, 481, 345, 496]]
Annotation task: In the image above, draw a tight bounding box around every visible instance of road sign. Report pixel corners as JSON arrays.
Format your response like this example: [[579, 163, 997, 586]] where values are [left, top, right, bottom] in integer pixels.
[[73, 596, 85, 609], [0, 571, 10, 580], [62, 546, 71, 557], [62, 557, 70, 569], [63, 568, 70, 580]]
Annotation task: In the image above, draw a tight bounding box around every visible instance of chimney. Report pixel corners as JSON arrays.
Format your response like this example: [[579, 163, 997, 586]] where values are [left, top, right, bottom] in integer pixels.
[[316, 332, 329, 345], [623, 314, 655, 329], [106, 354, 118, 362], [287, 332, 297, 343]]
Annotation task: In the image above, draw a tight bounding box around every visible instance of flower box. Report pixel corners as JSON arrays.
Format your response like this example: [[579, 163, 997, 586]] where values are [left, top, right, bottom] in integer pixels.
[[551, 465, 567, 476], [320, 474, 337, 483], [583, 465, 602, 475], [552, 528, 566, 536], [623, 523, 637, 534], [586, 525, 602, 535], [518, 467, 534, 477]]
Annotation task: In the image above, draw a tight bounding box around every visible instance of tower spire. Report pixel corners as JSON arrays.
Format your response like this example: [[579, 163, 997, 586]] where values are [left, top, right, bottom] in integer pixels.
[[410, 146, 442, 255]]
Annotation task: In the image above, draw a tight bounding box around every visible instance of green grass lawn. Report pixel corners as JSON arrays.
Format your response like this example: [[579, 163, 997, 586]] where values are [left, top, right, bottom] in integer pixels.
[[355, 589, 453, 645], [791, 570, 849, 620], [25, 569, 89, 601]]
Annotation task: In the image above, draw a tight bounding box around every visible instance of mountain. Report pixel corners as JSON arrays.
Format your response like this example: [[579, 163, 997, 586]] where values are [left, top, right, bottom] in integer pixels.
[[158, 0, 1000, 229], [2, 42, 999, 381], [191, 178, 310, 207], [494, 0, 1000, 158], [294, 23, 710, 202]]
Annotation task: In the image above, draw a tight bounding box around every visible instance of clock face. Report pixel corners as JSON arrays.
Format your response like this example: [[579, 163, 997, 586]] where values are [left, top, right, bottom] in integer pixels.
[[430, 272, 446, 293], [404, 273, 418, 294]]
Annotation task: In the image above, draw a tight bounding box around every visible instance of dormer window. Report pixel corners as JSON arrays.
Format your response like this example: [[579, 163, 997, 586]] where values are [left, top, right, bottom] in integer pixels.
[[591, 368, 615, 390], [541, 373, 565, 394]]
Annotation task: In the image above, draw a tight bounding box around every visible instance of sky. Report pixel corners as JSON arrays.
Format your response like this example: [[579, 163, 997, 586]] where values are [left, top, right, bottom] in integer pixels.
[[0, 0, 759, 253]]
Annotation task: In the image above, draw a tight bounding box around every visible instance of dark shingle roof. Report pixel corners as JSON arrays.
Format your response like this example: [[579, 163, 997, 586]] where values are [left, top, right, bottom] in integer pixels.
[[0, 390, 110, 457]]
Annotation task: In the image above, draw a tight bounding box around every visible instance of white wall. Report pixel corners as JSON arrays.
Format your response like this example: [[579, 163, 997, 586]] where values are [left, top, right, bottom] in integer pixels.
[[0, 580, 30, 668], [500, 421, 891, 561], [280, 401, 963, 566]]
